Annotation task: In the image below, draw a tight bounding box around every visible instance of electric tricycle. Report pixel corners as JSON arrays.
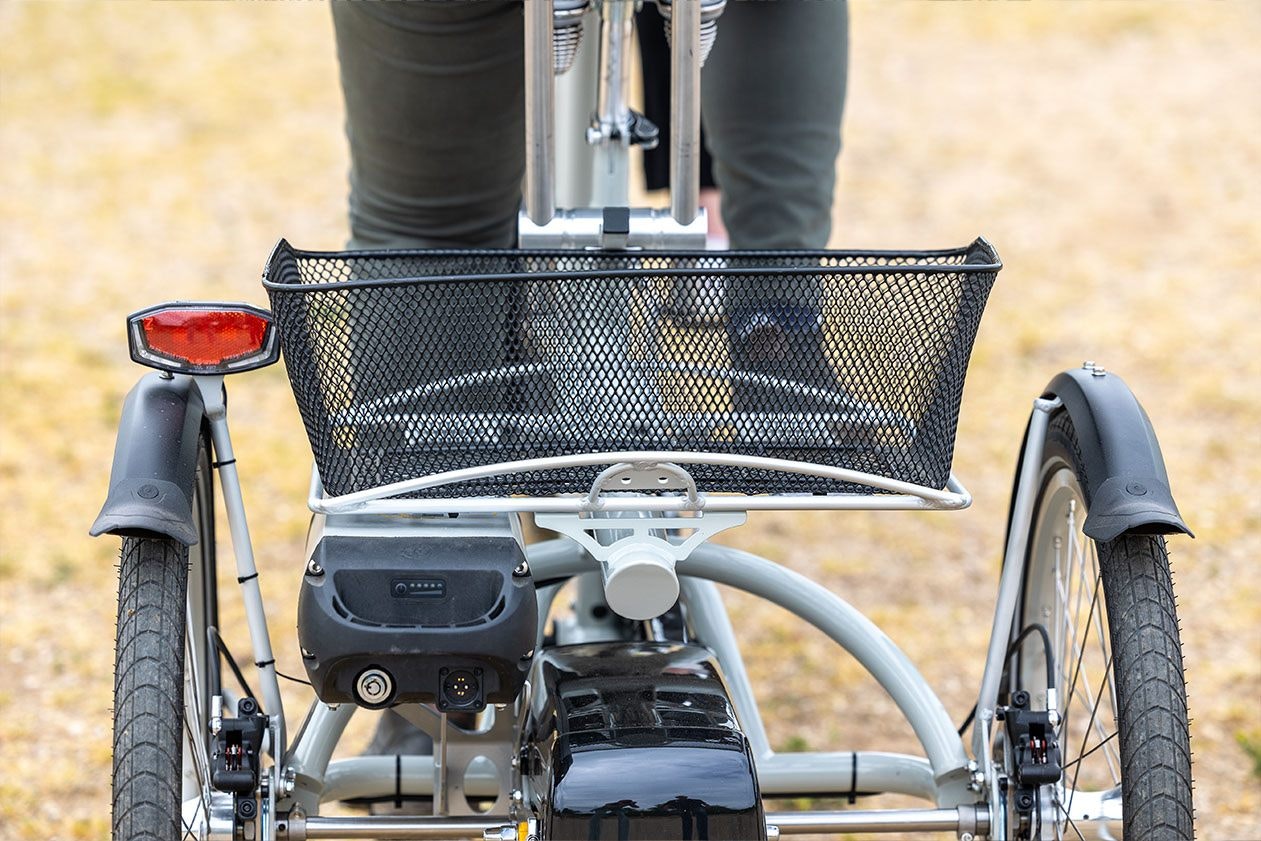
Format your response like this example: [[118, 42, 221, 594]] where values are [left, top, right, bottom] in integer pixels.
[[94, 2, 1193, 839]]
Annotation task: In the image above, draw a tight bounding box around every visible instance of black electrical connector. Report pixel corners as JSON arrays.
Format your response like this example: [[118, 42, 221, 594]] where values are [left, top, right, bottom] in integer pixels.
[[439, 667, 484, 711]]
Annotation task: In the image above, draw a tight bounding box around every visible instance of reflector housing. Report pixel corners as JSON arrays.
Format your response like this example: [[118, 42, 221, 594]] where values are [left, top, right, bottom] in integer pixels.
[[128, 302, 279, 374]]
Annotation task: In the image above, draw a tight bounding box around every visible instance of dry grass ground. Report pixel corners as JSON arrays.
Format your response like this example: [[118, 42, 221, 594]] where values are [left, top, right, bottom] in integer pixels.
[[1, 2, 1259, 839]]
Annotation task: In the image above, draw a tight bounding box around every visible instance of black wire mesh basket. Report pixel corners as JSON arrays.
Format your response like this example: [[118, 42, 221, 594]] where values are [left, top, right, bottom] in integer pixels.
[[262, 239, 1000, 499]]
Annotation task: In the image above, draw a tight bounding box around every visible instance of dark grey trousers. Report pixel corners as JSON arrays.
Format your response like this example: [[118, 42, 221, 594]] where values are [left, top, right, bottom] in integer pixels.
[[332, 0, 848, 250]]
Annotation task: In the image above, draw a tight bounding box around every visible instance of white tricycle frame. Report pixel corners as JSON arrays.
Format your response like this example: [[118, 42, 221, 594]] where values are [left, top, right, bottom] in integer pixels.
[[100, 2, 1192, 840]]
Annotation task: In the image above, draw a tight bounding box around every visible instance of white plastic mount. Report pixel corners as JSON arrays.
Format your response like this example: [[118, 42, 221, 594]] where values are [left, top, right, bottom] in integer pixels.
[[533, 461, 746, 621]]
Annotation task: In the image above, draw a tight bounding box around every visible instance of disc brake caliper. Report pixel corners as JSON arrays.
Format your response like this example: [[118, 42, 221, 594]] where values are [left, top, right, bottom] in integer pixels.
[[211, 697, 269, 833], [998, 690, 1062, 837]]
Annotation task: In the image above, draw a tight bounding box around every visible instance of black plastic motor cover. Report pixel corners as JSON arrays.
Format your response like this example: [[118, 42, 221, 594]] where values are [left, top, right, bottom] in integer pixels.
[[524, 641, 766, 841], [297, 534, 536, 710]]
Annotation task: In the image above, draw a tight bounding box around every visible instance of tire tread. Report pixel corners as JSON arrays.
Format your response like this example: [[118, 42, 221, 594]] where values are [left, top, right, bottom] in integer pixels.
[[112, 536, 189, 841]]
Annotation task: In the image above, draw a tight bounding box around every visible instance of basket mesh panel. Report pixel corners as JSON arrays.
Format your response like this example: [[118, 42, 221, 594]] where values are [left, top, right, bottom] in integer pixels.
[[263, 241, 998, 499]]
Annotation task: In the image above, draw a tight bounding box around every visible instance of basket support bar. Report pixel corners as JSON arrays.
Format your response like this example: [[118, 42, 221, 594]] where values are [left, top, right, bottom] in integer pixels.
[[307, 451, 971, 515]]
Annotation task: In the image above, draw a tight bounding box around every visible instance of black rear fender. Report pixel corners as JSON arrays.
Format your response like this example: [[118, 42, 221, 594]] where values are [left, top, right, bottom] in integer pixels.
[[1041, 366, 1191, 542], [90, 373, 206, 546]]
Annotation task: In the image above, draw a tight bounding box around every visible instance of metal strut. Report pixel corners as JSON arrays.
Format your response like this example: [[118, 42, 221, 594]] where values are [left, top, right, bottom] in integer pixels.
[[279, 806, 989, 839]]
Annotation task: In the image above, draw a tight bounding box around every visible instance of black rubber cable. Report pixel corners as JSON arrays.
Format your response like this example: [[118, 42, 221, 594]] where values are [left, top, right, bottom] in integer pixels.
[[276, 669, 313, 687], [957, 622, 1057, 735], [1008, 622, 1057, 691], [208, 625, 260, 709], [205, 626, 222, 698]]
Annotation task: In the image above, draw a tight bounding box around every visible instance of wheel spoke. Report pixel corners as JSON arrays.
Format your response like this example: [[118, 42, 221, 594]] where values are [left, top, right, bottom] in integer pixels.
[[1059, 569, 1101, 744], [1053, 534, 1071, 708], [1053, 795, 1089, 841], [1073, 673, 1120, 784], [1041, 480, 1124, 837], [1085, 543, 1121, 778], [1060, 531, 1120, 785], [1060, 730, 1118, 774], [183, 602, 214, 826], [183, 807, 201, 841], [1062, 613, 1120, 784], [1066, 648, 1115, 821]]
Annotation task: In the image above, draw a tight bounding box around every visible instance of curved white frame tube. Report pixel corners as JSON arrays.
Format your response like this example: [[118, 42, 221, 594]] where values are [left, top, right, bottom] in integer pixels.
[[526, 538, 973, 805]]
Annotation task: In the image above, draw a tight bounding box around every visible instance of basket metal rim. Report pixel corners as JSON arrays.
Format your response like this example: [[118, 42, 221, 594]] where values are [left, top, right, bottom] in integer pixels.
[[306, 452, 974, 514], [261, 238, 1002, 292]]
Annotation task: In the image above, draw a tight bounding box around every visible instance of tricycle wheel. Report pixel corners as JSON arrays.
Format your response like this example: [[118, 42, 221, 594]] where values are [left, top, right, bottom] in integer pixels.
[[1003, 409, 1193, 840], [112, 438, 217, 840]]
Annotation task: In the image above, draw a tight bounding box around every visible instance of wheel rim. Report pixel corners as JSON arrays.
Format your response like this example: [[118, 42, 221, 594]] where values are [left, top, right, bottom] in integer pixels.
[[181, 452, 216, 838], [1019, 460, 1123, 840]]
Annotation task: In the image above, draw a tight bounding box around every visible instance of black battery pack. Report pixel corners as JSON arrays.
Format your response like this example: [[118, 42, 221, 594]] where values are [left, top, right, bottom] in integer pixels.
[[297, 534, 537, 711]]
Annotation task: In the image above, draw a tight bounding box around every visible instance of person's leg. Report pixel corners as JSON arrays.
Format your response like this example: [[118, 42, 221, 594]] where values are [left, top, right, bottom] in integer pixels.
[[702, 1, 848, 409], [701, 0, 848, 250], [331, 0, 523, 413], [332, 0, 524, 249], [330, 5, 523, 801]]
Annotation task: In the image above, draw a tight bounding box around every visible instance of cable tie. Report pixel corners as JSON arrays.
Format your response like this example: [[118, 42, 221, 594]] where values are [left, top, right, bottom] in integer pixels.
[[255, 658, 275, 669], [848, 752, 858, 805], [237, 572, 259, 584], [212, 458, 237, 469], [395, 754, 403, 809]]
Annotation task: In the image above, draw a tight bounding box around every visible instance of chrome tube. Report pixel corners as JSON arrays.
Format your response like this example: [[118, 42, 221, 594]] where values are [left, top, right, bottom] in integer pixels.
[[553, 3, 597, 207], [524, 0, 556, 225], [669, 0, 701, 224], [588, 0, 635, 207], [291, 810, 980, 840], [293, 816, 504, 840], [594, 0, 634, 140], [767, 807, 977, 835]]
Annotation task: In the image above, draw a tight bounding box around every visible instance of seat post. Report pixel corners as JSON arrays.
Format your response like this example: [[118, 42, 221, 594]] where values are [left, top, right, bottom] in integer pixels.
[[669, 0, 701, 225], [524, 0, 557, 226]]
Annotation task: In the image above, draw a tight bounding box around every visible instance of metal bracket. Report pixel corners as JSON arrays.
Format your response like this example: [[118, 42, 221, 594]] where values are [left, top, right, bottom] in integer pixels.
[[517, 206, 706, 249], [586, 460, 699, 507], [393, 703, 517, 817], [536, 460, 745, 562], [534, 507, 746, 565], [535, 462, 745, 619]]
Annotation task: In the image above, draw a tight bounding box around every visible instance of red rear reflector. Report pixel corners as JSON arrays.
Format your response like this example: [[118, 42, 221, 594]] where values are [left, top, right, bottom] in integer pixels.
[[128, 303, 278, 374], [142, 309, 268, 366]]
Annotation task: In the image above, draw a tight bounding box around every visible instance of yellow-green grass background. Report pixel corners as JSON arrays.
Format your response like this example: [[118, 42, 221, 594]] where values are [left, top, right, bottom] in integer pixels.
[[1, 2, 1258, 838]]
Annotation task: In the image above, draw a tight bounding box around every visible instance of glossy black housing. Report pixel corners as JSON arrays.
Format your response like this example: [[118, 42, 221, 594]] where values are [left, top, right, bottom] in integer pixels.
[[297, 535, 536, 709], [524, 642, 765, 841]]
